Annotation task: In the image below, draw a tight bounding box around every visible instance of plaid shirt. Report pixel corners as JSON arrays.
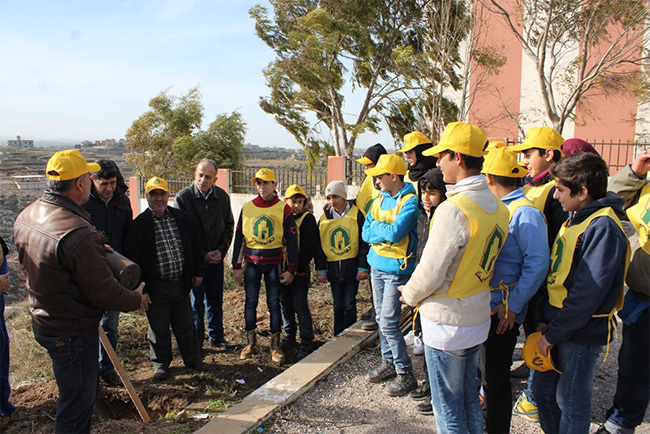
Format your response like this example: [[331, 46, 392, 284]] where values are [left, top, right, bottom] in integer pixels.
[[152, 208, 184, 282]]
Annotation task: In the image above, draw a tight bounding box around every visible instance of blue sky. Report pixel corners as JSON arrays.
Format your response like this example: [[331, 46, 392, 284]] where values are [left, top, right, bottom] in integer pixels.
[[0, 0, 394, 149]]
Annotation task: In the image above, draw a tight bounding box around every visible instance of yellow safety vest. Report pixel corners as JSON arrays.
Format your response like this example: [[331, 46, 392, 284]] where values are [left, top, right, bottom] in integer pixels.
[[523, 181, 555, 213], [242, 200, 285, 250], [356, 176, 380, 217], [438, 194, 509, 299], [294, 212, 311, 249], [405, 171, 419, 196], [546, 207, 631, 360], [506, 198, 536, 222], [626, 182, 650, 254], [371, 193, 416, 268], [319, 206, 360, 262]]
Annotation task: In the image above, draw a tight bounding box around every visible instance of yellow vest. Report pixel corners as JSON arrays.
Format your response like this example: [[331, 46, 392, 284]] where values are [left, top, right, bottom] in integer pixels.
[[506, 198, 536, 222], [294, 212, 311, 250], [523, 181, 555, 213], [405, 171, 419, 196], [371, 193, 416, 265], [319, 206, 360, 262], [547, 207, 630, 309], [356, 176, 380, 217], [626, 182, 650, 254], [242, 201, 285, 250], [438, 194, 509, 299]]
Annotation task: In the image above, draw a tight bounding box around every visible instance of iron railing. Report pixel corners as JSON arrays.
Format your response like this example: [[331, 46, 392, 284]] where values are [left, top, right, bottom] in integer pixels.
[[229, 167, 329, 197]]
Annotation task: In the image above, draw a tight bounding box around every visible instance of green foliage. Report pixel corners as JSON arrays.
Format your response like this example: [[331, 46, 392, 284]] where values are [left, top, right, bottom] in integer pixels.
[[125, 87, 246, 178]]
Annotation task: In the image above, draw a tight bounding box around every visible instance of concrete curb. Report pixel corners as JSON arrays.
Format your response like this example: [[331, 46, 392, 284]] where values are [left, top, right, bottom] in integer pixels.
[[195, 322, 378, 434]]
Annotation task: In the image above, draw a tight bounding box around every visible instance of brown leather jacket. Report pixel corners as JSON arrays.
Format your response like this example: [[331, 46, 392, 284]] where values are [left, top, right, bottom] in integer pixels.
[[14, 192, 141, 336]]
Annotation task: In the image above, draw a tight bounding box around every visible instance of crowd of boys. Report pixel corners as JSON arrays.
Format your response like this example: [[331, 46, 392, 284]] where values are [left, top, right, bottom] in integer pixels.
[[3, 121, 648, 432]]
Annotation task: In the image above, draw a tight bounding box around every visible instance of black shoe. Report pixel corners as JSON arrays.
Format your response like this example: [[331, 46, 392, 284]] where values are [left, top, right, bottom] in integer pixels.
[[153, 367, 169, 381], [210, 339, 238, 350], [416, 398, 434, 415], [360, 310, 372, 320], [187, 361, 208, 372], [367, 359, 396, 383], [510, 362, 530, 379], [384, 371, 418, 397], [410, 382, 430, 401], [361, 320, 378, 331], [296, 340, 314, 359], [100, 371, 123, 387], [280, 335, 296, 350]]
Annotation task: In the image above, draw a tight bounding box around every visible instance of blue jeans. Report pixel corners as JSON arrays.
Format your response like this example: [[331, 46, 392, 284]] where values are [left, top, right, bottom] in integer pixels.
[[280, 271, 314, 340], [190, 261, 225, 346], [244, 263, 282, 334], [425, 343, 484, 434], [0, 293, 15, 417], [330, 280, 359, 335], [605, 306, 649, 433], [98, 310, 119, 375], [532, 340, 601, 434], [34, 328, 99, 434], [371, 269, 411, 374]]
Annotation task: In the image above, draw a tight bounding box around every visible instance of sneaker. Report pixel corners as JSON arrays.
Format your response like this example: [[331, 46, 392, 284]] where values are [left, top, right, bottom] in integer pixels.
[[100, 371, 123, 387], [360, 310, 372, 321], [296, 340, 314, 359], [367, 359, 396, 383], [362, 319, 378, 331], [594, 424, 612, 434], [210, 339, 238, 350], [415, 398, 434, 415], [384, 371, 418, 397], [153, 367, 169, 381], [413, 335, 424, 355], [186, 361, 208, 372], [512, 393, 539, 422], [404, 330, 415, 346], [280, 335, 296, 350], [410, 381, 430, 401]]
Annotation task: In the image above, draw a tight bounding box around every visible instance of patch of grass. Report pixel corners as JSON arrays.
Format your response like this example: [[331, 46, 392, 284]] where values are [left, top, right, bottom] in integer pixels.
[[205, 398, 228, 412], [6, 303, 54, 383], [117, 311, 150, 370]]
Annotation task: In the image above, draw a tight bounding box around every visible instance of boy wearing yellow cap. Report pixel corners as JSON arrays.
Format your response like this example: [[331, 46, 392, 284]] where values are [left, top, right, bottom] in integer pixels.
[[231, 168, 299, 363], [279, 185, 319, 359], [400, 122, 509, 432], [533, 153, 629, 434], [482, 147, 549, 433], [362, 153, 420, 397]]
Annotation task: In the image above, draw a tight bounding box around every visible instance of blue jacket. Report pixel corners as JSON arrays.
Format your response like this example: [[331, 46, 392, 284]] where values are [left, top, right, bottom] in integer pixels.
[[489, 189, 550, 324], [543, 193, 629, 347], [362, 182, 419, 275]]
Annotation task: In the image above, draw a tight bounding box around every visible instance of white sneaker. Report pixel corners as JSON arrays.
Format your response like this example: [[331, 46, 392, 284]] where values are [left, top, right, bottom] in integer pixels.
[[404, 330, 415, 346], [413, 335, 424, 355]]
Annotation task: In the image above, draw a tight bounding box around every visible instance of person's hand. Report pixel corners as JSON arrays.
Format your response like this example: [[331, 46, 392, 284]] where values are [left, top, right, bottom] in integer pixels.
[[233, 269, 244, 286], [104, 244, 114, 253], [537, 322, 549, 334], [631, 151, 650, 176], [279, 271, 294, 286], [135, 282, 150, 311], [356, 271, 368, 281], [192, 276, 203, 288], [205, 250, 223, 265], [0, 274, 9, 294], [537, 334, 553, 357], [316, 274, 328, 283], [490, 304, 517, 334], [323, 202, 332, 212]]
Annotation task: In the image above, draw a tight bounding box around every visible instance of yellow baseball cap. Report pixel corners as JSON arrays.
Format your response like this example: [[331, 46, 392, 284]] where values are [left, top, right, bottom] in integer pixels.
[[522, 332, 562, 374], [482, 147, 527, 178], [285, 184, 307, 198], [396, 131, 432, 154], [364, 154, 408, 176], [250, 168, 276, 183], [145, 177, 169, 194], [509, 127, 564, 153], [45, 149, 101, 181], [423, 122, 489, 158], [487, 140, 506, 149]]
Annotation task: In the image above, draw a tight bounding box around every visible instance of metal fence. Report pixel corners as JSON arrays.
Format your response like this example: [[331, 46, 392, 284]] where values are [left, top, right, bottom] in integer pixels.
[[229, 167, 329, 197]]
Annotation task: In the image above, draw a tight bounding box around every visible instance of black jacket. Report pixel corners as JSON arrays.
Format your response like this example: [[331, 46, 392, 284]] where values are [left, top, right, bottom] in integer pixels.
[[124, 207, 205, 295], [82, 184, 132, 253], [173, 183, 234, 260], [294, 211, 320, 274]]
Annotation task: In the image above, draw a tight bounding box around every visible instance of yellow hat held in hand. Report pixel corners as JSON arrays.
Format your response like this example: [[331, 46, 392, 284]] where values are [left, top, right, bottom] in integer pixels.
[[423, 122, 489, 158], [285, 184, 307, 198], [145, 177, 169, 194], [482, 147, 528, 178], [522, 332, 562, 374], [509, 126, 564, 154], [250, 168, 276, 183], [397, 131, 432, 154], [364, 154, 408, 177], [46, 149, 101, 181]]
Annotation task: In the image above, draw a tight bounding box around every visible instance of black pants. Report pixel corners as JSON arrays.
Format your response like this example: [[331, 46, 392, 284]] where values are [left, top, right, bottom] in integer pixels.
[[146, 279, 202, 369], [483, 314, 520, 434], [280, 271, 315, 341]]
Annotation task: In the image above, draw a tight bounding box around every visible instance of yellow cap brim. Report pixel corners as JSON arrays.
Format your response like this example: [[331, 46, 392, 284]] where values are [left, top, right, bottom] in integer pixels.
[[422, 143, 449, 157], [356, 156, 373, 165], [508, 143, 534, 153], [364, 166, 385, 177], [250, 176, 275, 183]]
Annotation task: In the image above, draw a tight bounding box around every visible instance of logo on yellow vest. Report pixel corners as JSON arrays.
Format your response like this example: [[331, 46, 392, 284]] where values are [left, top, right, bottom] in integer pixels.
[[252, 215, 275, 244], [329, 227, 352, 256], [547, 236, 565, 286], [476, 226, 506, 282]]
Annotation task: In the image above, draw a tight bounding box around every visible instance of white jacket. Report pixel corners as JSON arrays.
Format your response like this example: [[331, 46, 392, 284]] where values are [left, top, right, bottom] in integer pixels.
[[402, 175, 499, 327]]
